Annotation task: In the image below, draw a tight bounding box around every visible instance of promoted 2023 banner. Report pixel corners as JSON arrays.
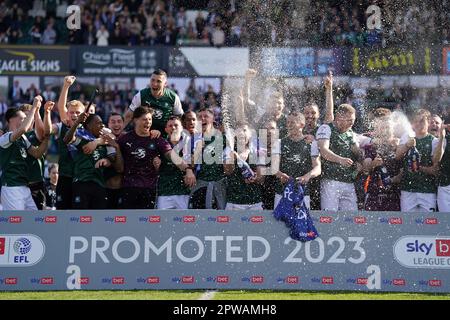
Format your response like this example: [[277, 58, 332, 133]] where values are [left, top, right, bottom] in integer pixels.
[[0, 210, 449, 292]]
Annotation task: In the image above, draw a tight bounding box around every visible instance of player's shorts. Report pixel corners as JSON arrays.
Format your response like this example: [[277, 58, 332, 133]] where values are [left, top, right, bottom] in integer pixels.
[[157, 195, 189, 209], [320, 179, 357, 211], [437, 185, 450, 212], [400, 191, 437, 212], [225, 202, 263, 210], [1, 186, 37, 211], [274, 194, 311, 210]]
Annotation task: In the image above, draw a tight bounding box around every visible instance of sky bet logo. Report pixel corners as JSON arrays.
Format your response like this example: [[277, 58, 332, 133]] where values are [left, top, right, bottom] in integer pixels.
[[240, 216, 264, 223], [0, 216, 22, 223], [206, 276, 229, 283], [207, 216, 230, 223], [394, 236, 450, 269], [406, 240, 450, 256]]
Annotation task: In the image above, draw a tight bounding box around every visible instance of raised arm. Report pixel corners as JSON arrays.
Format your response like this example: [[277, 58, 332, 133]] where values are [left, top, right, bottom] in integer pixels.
[[57, 76, 76, 125], [10, 96, 42, 143], [63, 112, 89, 145], [433, 123, 447, 165], [323, 71, 334, 124]]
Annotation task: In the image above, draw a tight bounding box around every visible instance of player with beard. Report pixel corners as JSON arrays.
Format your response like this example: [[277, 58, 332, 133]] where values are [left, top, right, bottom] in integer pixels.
[[102, 112, 126, 208], [124, 69, 183, 134], [118, 106, 195, 209], [302, 72, 334, 210]]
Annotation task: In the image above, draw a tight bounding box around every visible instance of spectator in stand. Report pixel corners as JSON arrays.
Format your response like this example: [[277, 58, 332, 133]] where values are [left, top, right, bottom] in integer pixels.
[[96, 24, 109, 46], [43, 85, 57, 103], [41, 21, 57, 45], [8, 80, 23, 106], [396, 109, 439, 212], [29, 24, 42, 44]]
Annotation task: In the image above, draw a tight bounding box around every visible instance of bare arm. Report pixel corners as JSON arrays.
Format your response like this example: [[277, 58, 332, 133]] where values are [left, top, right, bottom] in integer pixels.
[[63, 112, 88, 145], [57, 76, 76, 125], [395, 138, 415, 160], [27, 136, 49, 159], [433, 124, 447, 164], [323, 71, 334, 124], [34, 104, 45, 141], [103, 134, 124, 173], [10, 96, 42, 143], [318, 139, 352, 166]]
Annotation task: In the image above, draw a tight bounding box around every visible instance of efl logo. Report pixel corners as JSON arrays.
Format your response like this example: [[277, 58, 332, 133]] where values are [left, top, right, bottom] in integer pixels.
[[425, 218, 438, 225], [436, 240, 450, 256], [321, 277, 334, 284], [40, 277, 54, 285], [183, 216, 196, 223], [181, 276, 194, 284], [319, 217, 333, 224], [78, 277, 89, 285], [149, 216, 161, 223], [112, 277, 125, 285], [5, 278, 17, 285], [0, 237, 5, 255], [251, 276, 264, 284], [286, 276, 299, 284], [393, 279, 406, 286], [147, 277, 160, 284], [354, 216, 367, 224], [80, 216, 92, 223], [216, 276, 229, 283], [429, 280, 442, 287], [114, 216, 127, 223], [217, 216, 230, 223], [356, 278, 368, 285], [389, 217, 402, 225], [250, 216, 264, 223], [45, 216, 57, 223], [9, 216, 22, 223]]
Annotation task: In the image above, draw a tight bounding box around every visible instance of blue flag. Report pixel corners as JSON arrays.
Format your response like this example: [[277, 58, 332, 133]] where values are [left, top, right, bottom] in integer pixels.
[[273, 178, 319, 242]]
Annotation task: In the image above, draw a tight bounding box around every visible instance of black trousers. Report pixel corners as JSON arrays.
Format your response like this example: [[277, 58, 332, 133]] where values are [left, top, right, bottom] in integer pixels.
[[72, 181, 107, 209], [119, 187, 156, 209], [106, 188, 122, 209], [29, 181, 46, 210], [56, 175, 73, 210]]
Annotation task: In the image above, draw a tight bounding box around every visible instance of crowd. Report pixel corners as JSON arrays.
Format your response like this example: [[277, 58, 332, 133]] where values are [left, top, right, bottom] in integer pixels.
[[0, 0, 448, 47], [0, 69, 449, 213]]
